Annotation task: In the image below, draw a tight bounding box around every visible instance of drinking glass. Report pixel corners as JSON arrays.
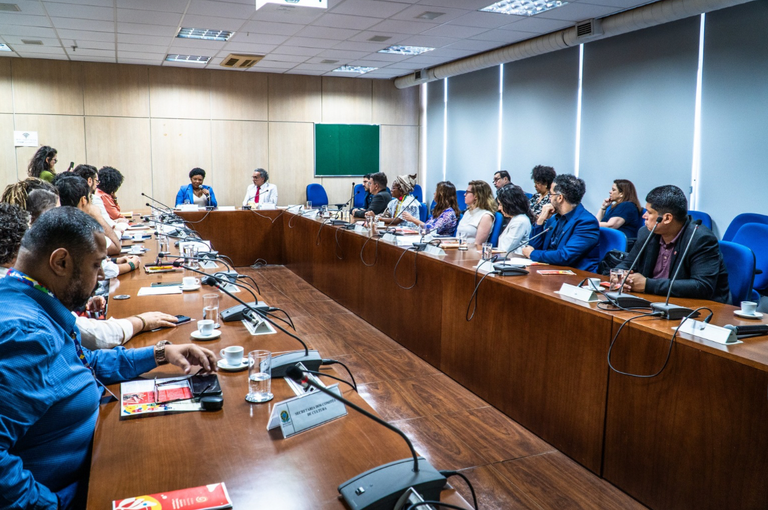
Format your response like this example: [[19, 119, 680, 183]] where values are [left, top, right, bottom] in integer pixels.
[[246, 350, 273, 403], [203, 293, 220, 328], [609, 269, 629, 291]]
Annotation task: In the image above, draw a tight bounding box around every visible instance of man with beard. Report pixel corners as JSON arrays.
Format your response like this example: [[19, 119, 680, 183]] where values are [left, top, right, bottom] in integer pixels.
[[0, 207, 217, 510]]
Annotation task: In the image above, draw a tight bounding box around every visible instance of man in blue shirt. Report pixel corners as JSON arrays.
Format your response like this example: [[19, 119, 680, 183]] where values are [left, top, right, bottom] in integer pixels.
[[522, 174, 600, 272], [0, 207, 217, 510]]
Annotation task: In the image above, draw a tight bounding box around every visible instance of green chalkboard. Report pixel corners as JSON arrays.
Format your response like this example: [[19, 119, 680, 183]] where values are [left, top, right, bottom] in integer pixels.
[[315, 124, 379, 177]]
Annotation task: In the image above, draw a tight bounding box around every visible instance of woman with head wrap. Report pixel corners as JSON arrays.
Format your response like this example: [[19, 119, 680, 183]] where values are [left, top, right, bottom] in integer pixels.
[[368, 173, 421, 229]]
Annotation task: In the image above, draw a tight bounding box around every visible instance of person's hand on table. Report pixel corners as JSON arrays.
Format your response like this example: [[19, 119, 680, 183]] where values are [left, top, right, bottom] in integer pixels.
[[623, 272, 646, 293], [401, 211, 417, 224], [165, 344, 217, 374], [364, 210, 375, 219], [125, 255, 141, 267], [86, 296, 106, 315], [138, 312, 178, 331], [522, 246, 534, 259]]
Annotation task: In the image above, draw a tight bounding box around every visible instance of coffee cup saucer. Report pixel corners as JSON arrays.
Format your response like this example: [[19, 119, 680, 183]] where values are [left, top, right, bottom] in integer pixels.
[[191, 329, 222, 340], [734, 310, 764, 320], [217, 358, 248, 371], [181, 284, 201, 291]]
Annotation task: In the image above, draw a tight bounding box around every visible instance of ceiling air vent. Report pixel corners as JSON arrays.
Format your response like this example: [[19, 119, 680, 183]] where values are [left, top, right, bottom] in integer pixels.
[[368, 35, 391, 43], [220, 53, 264, 69], [574, 19, 603, 42], [22, 39, 43, 45], [413, 68, 429, 84], [0, 3, 20, 12]]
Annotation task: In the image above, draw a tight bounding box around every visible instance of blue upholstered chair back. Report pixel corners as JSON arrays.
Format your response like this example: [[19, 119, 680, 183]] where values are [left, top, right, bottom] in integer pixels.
[[353, 184, 366, 208], [719, 240, 757, 303], [688, 210, 712, 230], [723, 213, 768, 242], [413, 184, 423, 203], [306, 183, 329, 207], [732, 223, 768, 292], [489, 212, 504, 247], [598, 227, 628, 262]]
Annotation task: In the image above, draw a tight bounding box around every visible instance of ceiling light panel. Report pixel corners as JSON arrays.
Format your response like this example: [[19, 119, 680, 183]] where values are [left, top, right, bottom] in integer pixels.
[[0, 43, 12, 51], [378, 45, 434, 56], [480, 0, 568, 17], [165, 54, 210, 63], [177, 27, 234, 42], [332, 65, 377, 74]]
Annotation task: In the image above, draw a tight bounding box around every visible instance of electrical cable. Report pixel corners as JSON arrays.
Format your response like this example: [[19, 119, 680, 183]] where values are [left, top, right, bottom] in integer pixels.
[[249, 208, 286, 224], [236, 274, 261, 295], [303, 369, 357, 392], [406, 502, 467, 510], [439, 470, 478, 510], [393, 246, 419, 290], [360, 235, 379, 267], [265, 307, 296, 330], [180, 208, 214, 224], [320, 359, 357, 392], [335, 226, 344, 260], [466, 264, 498, 322]]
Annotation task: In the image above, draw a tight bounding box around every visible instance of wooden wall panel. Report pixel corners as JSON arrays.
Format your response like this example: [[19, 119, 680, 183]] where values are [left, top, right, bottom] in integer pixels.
[[269, 122, 314, 205], [380, 125, 419, 178], [85, 117, 152, 212], [0, 58, 12, 114], [372, 79, 419, 126], [319, 177, 357, 206], [210, 120, 269, 207], [83, 63, 149, 118], [150, 118, 212, 206], [321, 77, 372, 124], [149, 67, 211, 120], [0, 114, 17, 185], [12, 60, 84, 115], [14, 115, 86, 178], [268, 74, 321, 122], [210, 70, 268, 121]]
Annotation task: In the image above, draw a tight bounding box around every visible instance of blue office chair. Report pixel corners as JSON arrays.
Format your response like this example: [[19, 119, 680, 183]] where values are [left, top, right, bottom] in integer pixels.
[[525, 192, 533, 200], [598, 227, 627, 262], [688, 210, 712, 230], [719, 240, 757, 304], [489, 212, 504, 247], [732, 223, 768, 294], [456, 190, 466, 212], [353, 184, 366, 208], [723, 213, 768, 242], [418, 202, 428, 223], [413, 184, 423, 203], [306, 183, 329, 208]]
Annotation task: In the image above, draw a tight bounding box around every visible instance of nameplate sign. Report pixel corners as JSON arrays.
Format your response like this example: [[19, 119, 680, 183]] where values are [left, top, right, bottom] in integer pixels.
[[674, 319, 740, 345], [178, 204, 199, 212], [304, 210, 319, 220], [354, 224, 368, 235], [257, 203, 276, 210], [424, 244, 446, 256], [555, 283, 600, 303], [382, 233, 398, 243], [267, 384, 347, 438]]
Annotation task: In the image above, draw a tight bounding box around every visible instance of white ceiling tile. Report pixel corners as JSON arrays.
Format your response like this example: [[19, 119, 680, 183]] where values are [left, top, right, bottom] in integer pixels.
[[282, 36, 338, 49], [58, 29, 114, 42], [536, 2, 617, 21], [44, 3, 114, 21], [401, 54, 450, 65], [499, 17, 573, 33], [117, 23, 179, 36], [422, 23, 488, 38], [117, 9, 183, 26], [331, 0, 412, 19], [391, 4, 468, 24], [450, 11, 521, 28], [229, 32, 290, 46], [252, 4, 325, 24], [118, 34, 172, 46], [52, 17, 113, 32], [221, 42, 277, 54], [116, 0, 189, 13], [179, 14, 244, 32], [368, 19, 437, 35], [296, 25, 360, 40], [249, 66, 287, 73], [239, 20, 304, 37], [14, 45, 66, 54], [333, 40, 391, 52], [317, 49, 369, 59], [0, 13, 51, 26], [286, 69, 324, 75], [45, 0, 114, 7], [470, 28, 533, 43], [292, 63, 338, 71], [4, 36, 61, 46], [359, 52, 411, 62], [168, 39, 230, 51], [68, 48, 115, 57], [71, 40, 115, 51], [73, 55, 117, 62], [581, 0, 653, 8], [313, 13, 381, 30], [347, 32, 409, 45], [119, 42, 171, 54], [427, 47, 476, 58], [417, 0, 491, 9], [271, 45, 322, 57], [0, 24, 57, 38], [186, 0, 256, 19], [307, 56, 341, 64], [254, 59, 297, 68], [447, 39, 502, 51], [118, 51, 165, 60], [346, 59, 384, 67], [15, 52, 68, 61], [397, 34, 460, 48]]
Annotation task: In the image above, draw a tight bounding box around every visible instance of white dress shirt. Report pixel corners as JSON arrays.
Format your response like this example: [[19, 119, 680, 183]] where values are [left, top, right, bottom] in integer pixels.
[[243, 182, 278, 206]]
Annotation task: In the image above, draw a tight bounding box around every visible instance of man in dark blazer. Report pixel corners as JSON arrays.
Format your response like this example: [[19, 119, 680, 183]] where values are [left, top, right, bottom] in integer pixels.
[[523, 174, 600, 272], [352, 172, 391, 218], [618, 185, 730, 303]]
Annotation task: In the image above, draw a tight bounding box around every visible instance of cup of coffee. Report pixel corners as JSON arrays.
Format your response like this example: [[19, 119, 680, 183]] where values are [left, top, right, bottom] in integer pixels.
[[741, 301, 758, 316], [220, 345, 244, 367], [132, 232, 144, 241], [182, 276, 200, 287], [198, 319, 215, 337], [587, 278, 601, 291]]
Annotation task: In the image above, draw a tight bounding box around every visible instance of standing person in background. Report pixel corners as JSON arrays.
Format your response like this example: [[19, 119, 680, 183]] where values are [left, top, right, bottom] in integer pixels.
[[352, 172, 391, 218], [528, 165, 556, 220], [401, 181, 460, 236], [597, 179, 643, 248], [27, 146, 58, 183], [456, 180, 496, 246], [175, 168, 217, 208], [243, 168, 278, 207], [96, 167, 127, 221]]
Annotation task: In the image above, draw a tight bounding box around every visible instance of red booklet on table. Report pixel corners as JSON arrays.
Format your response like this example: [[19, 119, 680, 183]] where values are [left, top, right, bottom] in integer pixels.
[[113, 483, 232, 510]]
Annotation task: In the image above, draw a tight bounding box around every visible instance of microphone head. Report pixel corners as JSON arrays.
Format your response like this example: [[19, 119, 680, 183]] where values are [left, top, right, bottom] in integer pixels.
[[285, 364, 304, 382], [655, 217, 662, 224], [693, 219, 703, 226], [145, 202, 151, 207], [202, 276, 218, 287], [723, 324, 736, 331], [171, 260, 182, 267]]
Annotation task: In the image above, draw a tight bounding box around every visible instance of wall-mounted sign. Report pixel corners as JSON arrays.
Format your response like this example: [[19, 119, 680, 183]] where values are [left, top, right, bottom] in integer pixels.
[[14, 131, 38, 147]]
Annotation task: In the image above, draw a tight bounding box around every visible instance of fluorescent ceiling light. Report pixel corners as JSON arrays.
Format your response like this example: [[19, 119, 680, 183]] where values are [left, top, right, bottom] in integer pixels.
[[332, 65, 377, 74], [378, 45, 434, 56], [165, 54, 210, 64], [0, 43, 11, 52], [177, 27, 234, 42], [257, 0, 327, 10], [480, 0, 567, 16]]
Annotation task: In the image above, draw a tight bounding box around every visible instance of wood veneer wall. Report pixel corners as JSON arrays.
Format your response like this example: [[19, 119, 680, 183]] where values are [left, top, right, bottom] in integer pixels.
[[0, 57, 420, 210]]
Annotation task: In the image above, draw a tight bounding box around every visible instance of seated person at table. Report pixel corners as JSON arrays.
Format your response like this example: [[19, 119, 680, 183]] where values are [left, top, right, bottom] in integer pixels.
[[528, 164, 556, 220], [373, 174, 420, 229], [496, 184, 533, 254], [617, 185, 730, 303], [95, 166, 127, 222], [401, 181, 460, 236], [456, 180, 496, 246], [2, 177, 58, 211], [0, 207, 217, 510], [56, 175, 122, 257], [27, 188, 60, 224], [597, 179, 643, 246], [0, 203, 29, 277], [522, 174, 600, 272], [352, 172, 391, 218], [243, 168, 278, 207], [493, 170, 511, 194], [176, 167, 217, 208]]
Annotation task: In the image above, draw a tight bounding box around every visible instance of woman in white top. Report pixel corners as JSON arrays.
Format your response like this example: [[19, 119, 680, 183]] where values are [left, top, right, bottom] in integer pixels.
[[374, 173, 420, 229], [496, 184, 533, 254], [456, 180, 496, 245]]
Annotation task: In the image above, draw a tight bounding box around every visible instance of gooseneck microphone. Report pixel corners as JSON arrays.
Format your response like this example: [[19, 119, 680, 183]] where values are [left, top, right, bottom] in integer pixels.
[[141, 192, 174, 212], [724, 324, 768, 339], [203, 277, 322, 378], [603, 217, 663, 309], [491, 225, 552, 276], [650, 219, 703, 320], [163, 253, 233, 272], [286, 364, 446, 510]]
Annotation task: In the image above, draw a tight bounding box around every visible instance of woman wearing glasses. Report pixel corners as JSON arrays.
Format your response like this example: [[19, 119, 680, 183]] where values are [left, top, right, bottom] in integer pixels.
[[456, 180, 496, 246]]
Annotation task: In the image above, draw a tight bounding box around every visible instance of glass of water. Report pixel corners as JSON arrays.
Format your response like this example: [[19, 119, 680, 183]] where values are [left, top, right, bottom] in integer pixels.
[[156, 234, 169, 255], [246, 350, 273, 403], [482, 242, 493, 260], [202, 293, 220, 328], [183, 244, 199, 269]]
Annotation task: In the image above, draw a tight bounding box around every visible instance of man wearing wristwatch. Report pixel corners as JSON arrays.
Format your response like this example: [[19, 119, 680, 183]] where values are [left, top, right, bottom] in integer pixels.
[[0, 207, 218, 510]]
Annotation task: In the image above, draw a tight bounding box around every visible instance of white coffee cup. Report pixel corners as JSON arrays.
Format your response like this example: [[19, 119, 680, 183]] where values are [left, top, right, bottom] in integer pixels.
[[220, 345, 244, 366], [182, 276, 200, 288], [741, 301, 758, 316], [198, 319, 215, 336], [587, 278, 601, 291], [132, 232, 144, 241]]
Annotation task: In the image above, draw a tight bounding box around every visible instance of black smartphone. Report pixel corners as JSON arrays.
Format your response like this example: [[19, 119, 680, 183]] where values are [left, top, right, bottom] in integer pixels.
[[175, 315, 191, 324]]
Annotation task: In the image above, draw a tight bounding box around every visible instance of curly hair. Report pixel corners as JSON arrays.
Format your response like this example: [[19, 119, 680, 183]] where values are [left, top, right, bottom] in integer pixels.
[[97, 167, 124, 195], [0, 203, 30, 265], [189, 167, 206, 179], [27, 146, 57, 178], [553, 174, 586, 205], [531, 165, 556, 190], [2, 178, 58, 210]]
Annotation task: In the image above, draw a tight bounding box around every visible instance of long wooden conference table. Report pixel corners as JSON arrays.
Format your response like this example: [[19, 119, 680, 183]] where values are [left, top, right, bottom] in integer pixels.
[[171, 209, 768, 510]]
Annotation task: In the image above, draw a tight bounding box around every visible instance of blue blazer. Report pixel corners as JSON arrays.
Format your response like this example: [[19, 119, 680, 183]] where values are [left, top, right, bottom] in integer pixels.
[[529, 203, 600, 272], [175, 184, 217, 208]]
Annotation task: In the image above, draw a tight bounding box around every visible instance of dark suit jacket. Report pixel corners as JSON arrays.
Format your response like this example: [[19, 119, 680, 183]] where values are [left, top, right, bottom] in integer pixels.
[[353, 191, 392, 218], [529, 203, 600, 272], [617, 219, 731, 303]]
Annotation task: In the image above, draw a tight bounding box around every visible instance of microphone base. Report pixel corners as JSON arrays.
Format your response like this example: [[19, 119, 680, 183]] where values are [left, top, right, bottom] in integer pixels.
[[338, 457, 446, 510], [603, 291, 651, 309], [271, 350, 323, 379], [412, 242, 428, 251], [650, 302, 700, 320], [492, 262, 529, 276], [330, 220, 349, 226], [220, 302, 269, 322]]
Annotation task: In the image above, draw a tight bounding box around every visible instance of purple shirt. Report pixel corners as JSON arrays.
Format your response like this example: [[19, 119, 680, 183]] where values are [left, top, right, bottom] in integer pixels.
[[652, 227, 684, 280]]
